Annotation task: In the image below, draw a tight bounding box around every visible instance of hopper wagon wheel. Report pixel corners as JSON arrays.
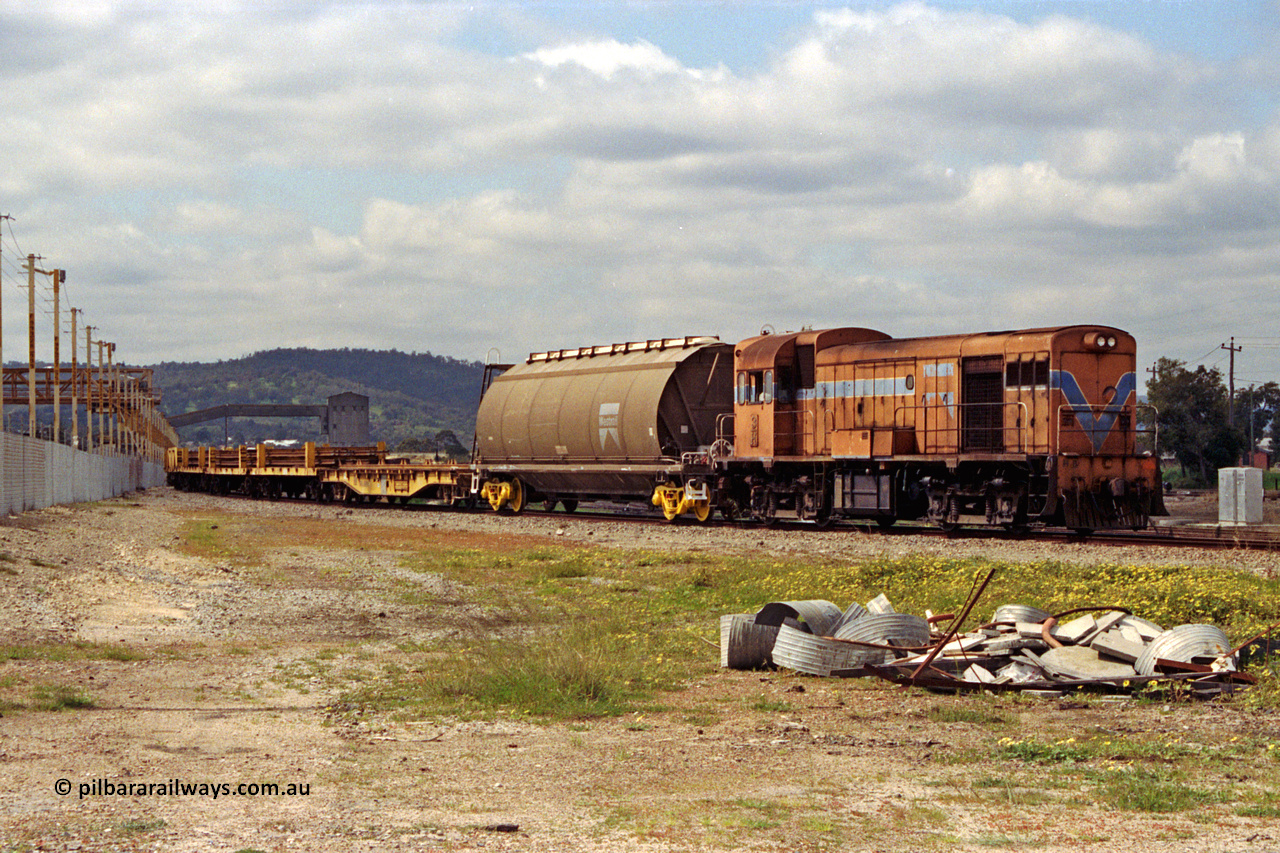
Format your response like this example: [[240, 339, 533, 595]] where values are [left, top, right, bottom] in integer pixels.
[[561, 499, 579, 513], [690, 499, 713, 525], [506, 478, 527, 514]]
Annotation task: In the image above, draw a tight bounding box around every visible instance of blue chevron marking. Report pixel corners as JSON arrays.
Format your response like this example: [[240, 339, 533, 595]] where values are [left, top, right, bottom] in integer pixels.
[[1050, 370, 1136, 453]]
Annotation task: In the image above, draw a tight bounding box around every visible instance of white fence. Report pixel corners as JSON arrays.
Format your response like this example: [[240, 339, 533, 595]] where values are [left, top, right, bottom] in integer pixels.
[[0, 433, 165, 515]]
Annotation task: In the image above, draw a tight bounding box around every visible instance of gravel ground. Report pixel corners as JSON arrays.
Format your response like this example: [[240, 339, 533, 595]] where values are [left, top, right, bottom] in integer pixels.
[[0, 487, 1277, 852]]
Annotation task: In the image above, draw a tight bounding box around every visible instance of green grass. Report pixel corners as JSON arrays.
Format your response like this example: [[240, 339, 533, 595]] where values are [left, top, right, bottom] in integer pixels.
[[749, 695, 795, 713], [1097, 767, 1228, 812], [341, 544, 1280, 721], [925, 703, 1010, 726], [0, 641, 145, 663], [26, 684, 95, 711]]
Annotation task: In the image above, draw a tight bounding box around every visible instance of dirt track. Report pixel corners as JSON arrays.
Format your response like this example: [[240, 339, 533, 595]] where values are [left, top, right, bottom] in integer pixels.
[[0, 489, 1277, 852]]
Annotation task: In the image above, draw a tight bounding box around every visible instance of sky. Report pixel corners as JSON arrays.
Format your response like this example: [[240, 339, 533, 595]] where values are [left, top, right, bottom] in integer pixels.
[[2, 0, 1279, 397]]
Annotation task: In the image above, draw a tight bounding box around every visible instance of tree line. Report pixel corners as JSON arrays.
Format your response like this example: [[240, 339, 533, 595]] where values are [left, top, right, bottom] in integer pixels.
[[153, 347, 485, 451], [1145, 357, 1277, 485]]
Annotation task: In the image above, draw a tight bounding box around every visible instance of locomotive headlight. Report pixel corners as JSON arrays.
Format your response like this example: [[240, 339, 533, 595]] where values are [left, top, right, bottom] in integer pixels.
[[1106, 336, 1117, 348]]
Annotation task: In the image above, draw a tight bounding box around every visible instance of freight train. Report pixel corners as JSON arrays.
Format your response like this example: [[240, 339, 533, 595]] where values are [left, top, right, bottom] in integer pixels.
[[166, 324, 1166, 532]]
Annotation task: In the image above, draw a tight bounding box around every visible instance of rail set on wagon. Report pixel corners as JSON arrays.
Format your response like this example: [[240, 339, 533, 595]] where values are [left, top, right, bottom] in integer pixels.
[[165, 323, 1167, 533]]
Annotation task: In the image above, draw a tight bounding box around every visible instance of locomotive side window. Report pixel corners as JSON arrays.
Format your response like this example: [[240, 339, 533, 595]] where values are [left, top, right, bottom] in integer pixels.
[[1005, 357, 1050, 389], [737, 370, 770, 404], [775, 365, 793, 403]]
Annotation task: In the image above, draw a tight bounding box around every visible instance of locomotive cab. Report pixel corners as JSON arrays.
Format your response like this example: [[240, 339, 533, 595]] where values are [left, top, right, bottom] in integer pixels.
[[731, 327, 892, 461]]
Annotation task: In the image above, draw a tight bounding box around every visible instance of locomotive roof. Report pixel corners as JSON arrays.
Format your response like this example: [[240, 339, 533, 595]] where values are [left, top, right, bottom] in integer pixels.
[[735, 327, 891, 370], [736, 324, 1132, 369], [818, 324, 1134, 358]]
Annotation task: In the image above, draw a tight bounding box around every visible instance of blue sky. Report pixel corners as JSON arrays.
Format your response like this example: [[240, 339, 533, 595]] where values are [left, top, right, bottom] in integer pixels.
[[1, 1, 1278, 395]]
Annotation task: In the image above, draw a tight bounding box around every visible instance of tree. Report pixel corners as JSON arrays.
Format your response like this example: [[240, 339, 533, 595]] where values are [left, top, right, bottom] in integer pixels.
[[1146, 358, 1246, 484], [1232, 381, 1280, 455], [434, 429, 468, 460]]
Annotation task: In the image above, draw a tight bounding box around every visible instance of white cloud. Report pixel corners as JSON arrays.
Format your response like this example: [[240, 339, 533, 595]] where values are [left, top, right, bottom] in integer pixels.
[[0, 1, 1276, 388], [524, 38, 687, 79]]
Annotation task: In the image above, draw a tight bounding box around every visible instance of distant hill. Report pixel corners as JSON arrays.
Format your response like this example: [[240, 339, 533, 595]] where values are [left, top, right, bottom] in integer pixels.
[[151, 348, 486, 451]]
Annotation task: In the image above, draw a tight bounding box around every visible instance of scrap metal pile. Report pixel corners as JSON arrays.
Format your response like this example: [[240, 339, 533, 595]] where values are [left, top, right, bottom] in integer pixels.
[[720, 583, 1259, 698]]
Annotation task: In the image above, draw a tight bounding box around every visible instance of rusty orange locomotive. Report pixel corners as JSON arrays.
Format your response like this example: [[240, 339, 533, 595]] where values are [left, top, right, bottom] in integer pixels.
[[709, 324, 1163, 530]]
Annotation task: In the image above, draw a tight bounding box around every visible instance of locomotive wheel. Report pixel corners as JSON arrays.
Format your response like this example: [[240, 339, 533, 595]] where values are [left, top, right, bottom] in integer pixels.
[[561, 499, 578, 513], [542, 499, 559, 512]]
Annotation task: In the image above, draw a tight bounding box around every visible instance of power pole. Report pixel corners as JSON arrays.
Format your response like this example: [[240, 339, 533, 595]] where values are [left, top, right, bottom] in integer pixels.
[[96, 339, 106, 451], [52, 270, 62, 444], [0, 214, 9, 435], [84, 326, 94, 450], [26, 255, 37, 437], [24, 255, 60, 439], [107, 342, 116, 452], [1221, 338, 1242, 425], [69, 309, 79, 449], [1249, 384, 1256, 463]]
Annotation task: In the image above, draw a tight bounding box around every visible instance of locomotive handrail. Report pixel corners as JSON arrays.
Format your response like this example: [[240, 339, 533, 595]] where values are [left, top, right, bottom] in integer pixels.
[[771, 407, 816, 453], [1135, 402, 1160, 456], [714, 411, 735, 443], [891, 400, 1032, 454]]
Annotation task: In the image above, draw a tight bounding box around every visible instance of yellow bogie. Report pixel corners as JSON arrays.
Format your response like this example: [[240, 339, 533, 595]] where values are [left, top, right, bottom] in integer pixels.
[[507, 478, 526, 514], [690, 498, 712, 524], [651, 482, 713, 524], [483, 477, 526, 513]]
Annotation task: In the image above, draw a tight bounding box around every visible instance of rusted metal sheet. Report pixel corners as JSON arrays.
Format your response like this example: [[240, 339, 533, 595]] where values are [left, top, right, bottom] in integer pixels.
[[1134, 625, 1235, 676], [719, 591, 1265, 698], [753, 600, 844, 636], [720, 614, 779, 669]]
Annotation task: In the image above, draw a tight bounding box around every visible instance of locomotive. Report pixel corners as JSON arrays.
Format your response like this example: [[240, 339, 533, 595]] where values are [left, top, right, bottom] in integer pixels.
[[474, 325, 1165, 531], [167, 323, 1165, 533]]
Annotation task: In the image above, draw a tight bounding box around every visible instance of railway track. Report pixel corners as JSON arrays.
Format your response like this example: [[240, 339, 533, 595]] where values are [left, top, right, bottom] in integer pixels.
[[198, 489, 1280, 552]]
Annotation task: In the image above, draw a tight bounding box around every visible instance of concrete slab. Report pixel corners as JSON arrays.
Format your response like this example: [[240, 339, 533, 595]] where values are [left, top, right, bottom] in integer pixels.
[[1090, 629, 1146, 664], [865, 593, 895, 615], [1040, 645, 1136, 680], [983, 636, 1048, 654], [1052, 614, 1098, 644], [1016, 620, 1048, 639], [1115, 614, 1164, 642]]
